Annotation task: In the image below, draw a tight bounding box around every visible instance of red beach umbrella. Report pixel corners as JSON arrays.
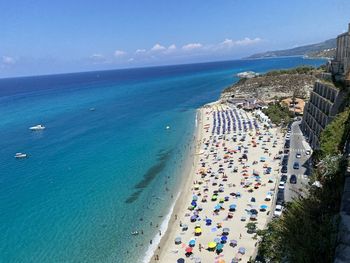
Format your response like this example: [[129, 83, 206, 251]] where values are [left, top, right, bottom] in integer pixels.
[[185, 247, 193, 253]]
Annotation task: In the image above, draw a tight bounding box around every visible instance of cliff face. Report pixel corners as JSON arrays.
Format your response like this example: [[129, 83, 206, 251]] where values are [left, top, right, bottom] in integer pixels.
[[221, 73, 318, 101]]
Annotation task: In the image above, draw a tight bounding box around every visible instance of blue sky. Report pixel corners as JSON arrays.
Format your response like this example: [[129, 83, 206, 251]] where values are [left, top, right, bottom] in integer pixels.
[[0, 0, 349, 77]]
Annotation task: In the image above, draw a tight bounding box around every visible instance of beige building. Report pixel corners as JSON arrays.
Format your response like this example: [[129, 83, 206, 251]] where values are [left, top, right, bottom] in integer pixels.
[[302, 23, 350, 149]]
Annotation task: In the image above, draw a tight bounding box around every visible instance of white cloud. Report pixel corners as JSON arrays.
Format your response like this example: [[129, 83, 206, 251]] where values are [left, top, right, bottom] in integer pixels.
[[2, 56, 16, 65], [151, 43, 166, 52], [235, 37, 262, 46], [168, 44, 176, 51], [128, 58, 135, 62], [114, 50, 127, 57], [182, 43, 203, 51], [135, 49, 146, 54]]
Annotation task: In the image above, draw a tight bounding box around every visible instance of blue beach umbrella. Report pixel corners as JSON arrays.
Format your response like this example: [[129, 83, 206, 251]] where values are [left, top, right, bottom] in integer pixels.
[[229, 204, 237, 211], [214, 237, 221, 243], [260, 205, 268, 211], [216, 243, 224, 252], [189, 239, 196, 247], [214, 204, 221, 211], [206, 219, 212, 225], [221, 236, 228, 243], [239, 247, 246, 254], [191, 201, 197, 207]]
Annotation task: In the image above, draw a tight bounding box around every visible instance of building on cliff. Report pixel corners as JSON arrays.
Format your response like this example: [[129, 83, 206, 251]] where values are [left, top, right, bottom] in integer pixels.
[[301, 23, 350, 149]]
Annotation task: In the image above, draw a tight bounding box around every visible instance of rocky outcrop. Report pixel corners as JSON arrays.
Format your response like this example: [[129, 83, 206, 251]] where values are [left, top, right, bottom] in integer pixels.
[[221, 73, 318, 101]]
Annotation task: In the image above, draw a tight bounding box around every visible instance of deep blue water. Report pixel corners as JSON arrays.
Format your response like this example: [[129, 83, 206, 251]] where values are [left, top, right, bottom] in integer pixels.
[[0, 57, 325, 262]]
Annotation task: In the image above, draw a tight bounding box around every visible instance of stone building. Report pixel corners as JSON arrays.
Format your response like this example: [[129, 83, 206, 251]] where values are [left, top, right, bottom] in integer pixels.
[[301, 23, 350, 149]]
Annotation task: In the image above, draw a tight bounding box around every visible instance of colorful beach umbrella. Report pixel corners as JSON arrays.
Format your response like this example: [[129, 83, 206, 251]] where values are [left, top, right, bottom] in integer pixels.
[[208, 242, 216, 249], [185, 247, 193, 253]]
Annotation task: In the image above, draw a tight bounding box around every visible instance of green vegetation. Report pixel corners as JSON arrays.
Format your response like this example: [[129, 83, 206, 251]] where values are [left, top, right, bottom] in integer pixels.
[[319, 108, 350, 158], [256, 109, 350, 263], [265, 65, 315, 76], [262, 102, 294, 125]]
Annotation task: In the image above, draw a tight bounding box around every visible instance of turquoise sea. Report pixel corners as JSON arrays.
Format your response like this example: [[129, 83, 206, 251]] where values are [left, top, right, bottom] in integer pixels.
[[0, 57, 324, 263]]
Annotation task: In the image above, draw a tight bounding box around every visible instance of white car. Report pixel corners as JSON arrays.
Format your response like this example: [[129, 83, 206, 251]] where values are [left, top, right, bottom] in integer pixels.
[[296, 153, 301, 158], [274, 205, 283, 217], [278, 182, 285, 190], [286, 134, 291, 139], [305, 150, 311, 155]]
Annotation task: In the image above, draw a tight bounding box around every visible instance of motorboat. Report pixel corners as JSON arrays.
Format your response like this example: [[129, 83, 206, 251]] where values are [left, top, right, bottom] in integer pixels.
[[15, 152, 27, 159], [29, 124, 45, 131]]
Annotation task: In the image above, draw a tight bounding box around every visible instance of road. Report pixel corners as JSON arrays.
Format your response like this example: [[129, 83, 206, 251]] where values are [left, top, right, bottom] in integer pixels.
[[283, 120, 312, 202]]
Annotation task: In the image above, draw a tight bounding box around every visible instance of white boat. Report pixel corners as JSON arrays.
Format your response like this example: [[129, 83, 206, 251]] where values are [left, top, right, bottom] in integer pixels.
[[15, 152, 27, 159], [29, 124, 45, 131]]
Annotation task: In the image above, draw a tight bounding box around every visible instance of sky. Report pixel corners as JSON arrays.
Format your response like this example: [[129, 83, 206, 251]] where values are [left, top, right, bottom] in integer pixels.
[[0, 0, 349, 78]]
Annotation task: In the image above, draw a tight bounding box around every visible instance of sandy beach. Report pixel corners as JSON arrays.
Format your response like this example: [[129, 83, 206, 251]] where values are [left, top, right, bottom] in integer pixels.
[[150, 101, 283, 263]]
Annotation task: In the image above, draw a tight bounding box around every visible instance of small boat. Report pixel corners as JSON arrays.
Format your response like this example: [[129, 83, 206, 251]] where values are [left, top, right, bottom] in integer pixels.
[[29, 124, 45, 131], [131, 231, 139, 236], [166, 125, 170, 130], [15, 152, 27, 159]]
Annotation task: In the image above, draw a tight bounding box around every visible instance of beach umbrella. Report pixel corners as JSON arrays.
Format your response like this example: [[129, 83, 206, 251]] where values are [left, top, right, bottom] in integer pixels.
[[175, 237, 182, 245], [190, 215, 197, 222], [189, 239, 196, 246], [229, 204, 236, 211], [217, 259, 225, 263], [214, 237, 221, 243], [192, 195, 198, 201], [195, 228, 202, 235], [185, 247, 193, 253], [177, 258, 185, 263], [194, 258, 201, 263], [221, 236, 228, 243], [208, 242, 217, 249], [222, 227, 230, 234], [219, 198, 225, 203], [250, 208, 258, 215], [216, 243, 224, 252], [260, 204, 268, 211], [182, 224, 188, 231], [238, 247, 246, 254], [214, 204, 221, 211], [191, 200, 197, 207], [206, 219, 212, 225], [230, 239, 238, 247]]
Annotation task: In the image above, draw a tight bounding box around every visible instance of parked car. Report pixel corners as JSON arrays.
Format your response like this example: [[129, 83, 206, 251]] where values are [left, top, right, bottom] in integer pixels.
[[282, 158, 288, 166], [274, 205, 283, 217], [278, 182, 285, 190], [281, 165, 288, 173], [305, 150, 311, 155], [293, 162, 300, 169], [296, 153, 301, 158], [290, 174, 297, 184], [281, 175, 288, 183]]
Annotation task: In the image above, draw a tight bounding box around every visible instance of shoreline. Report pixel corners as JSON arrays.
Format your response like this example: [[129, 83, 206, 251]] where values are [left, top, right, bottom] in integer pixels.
[[146, 108, 204, 263], [153, 101, 283, 262]]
